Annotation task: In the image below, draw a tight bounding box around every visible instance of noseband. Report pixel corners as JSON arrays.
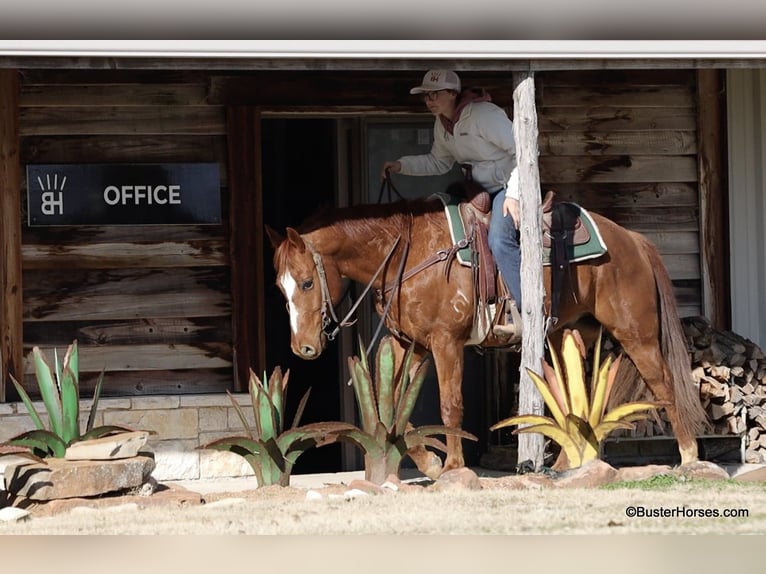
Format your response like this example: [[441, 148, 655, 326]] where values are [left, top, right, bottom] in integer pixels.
[[300, 234, 405, 342]]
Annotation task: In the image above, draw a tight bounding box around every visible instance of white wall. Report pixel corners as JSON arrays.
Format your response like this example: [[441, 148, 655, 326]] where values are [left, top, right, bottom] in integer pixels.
[[727, 69, 766, 348]]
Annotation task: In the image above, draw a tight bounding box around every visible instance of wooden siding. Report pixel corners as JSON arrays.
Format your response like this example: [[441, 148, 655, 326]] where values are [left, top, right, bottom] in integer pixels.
[[537, 70, 702, 316], [17, 71, 232, 397]]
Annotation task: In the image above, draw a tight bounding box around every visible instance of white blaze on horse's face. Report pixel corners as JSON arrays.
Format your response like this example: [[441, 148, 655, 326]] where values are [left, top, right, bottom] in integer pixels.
[[279, 271, 300, 335]]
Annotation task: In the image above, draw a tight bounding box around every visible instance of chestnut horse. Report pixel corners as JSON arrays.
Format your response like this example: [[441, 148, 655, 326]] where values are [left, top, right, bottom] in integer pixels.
[[266, 195, 709, 477]]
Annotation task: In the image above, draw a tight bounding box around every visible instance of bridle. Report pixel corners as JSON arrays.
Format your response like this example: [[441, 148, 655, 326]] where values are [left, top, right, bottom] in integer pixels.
[[300, 233, 406, 343]]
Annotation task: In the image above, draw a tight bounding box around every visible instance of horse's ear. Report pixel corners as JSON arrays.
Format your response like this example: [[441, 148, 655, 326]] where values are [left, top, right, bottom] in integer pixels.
[[265, 225, 285, 249], [285, 227, 306, 254]]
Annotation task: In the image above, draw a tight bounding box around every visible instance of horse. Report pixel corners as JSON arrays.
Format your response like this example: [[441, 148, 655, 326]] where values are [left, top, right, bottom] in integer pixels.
[[266, 192, 709, 478]]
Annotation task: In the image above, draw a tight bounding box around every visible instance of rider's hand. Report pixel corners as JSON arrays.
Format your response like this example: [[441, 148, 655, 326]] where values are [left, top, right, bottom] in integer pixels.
[[502, 197, 520, 228], [381, 161, 401, 180]]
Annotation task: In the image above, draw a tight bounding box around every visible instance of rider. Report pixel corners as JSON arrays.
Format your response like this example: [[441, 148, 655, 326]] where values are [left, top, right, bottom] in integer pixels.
[[381, 69, 522, 339]]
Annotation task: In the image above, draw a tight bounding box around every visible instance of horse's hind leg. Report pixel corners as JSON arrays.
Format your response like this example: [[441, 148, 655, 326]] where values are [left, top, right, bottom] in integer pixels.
[[611, 334, 699, 464], [390, 338, 443, 479]]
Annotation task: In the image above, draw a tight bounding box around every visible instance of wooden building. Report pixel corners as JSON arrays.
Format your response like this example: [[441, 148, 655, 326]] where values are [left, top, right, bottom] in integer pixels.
[[0, 45, 762, 476]]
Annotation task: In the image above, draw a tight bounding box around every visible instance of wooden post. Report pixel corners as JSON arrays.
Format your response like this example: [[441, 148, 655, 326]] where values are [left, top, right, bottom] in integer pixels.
[[226, 106, 266, 391], [513, 71, 546, 470], [696, 69, 729, 330], [0, 69, 22, 402]]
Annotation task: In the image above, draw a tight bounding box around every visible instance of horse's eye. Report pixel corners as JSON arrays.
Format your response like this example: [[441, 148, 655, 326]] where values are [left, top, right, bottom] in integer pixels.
[[301, 279, 314, 291]]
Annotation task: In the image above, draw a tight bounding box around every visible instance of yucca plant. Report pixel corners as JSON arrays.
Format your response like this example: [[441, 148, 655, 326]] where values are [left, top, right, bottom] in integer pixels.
[[4, 341, 137, 460], [336, 336, 477, 484], [490, 328, 665, 470], [199, 366, 351, 487]]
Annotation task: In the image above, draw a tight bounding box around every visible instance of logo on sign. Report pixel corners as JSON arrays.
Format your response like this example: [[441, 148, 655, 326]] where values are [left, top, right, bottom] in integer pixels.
[[36, 172, 67, 216]]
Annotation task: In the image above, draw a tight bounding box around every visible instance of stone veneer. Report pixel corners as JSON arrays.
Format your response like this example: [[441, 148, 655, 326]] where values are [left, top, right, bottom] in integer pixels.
[[0, 394, 256, 481]]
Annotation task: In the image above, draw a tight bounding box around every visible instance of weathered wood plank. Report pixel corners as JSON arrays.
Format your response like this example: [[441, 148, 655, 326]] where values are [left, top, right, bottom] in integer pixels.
[[20, 106, 226, 136], [0, 68, 23, 400], [22, 343, 233, 373], [24, 268, 231, 321], [541, 182, 698, 208], [20, 69, 210, 85], [540, 155, 698, 183], [538, 107, 696, 131], [20, 368, 232, 397], [541, 86, 694, 108], [20, 84, 210, 106], [21, 135, 227, 165], [603, 207, 699, 232], [23, 316, 232, 346], [23, 224, 226, 245], [22, 239, 228, 269], [539, 69, 696, 87], [640, 231, 700, 255], [539, 130, 696, 156], [661, 254, 701, 281]]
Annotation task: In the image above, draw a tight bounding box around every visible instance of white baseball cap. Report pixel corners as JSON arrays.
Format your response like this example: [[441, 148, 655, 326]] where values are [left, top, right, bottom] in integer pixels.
[[409, 69, 462, 94]]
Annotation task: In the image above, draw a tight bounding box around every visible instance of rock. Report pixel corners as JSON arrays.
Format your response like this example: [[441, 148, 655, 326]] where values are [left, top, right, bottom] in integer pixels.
[[343, 488, 370, 500], [65, 431, 149, 461], [729, 464, 766, 483], [0, 506, 31, 522], [432, 467, 482, 491], [555, 459, 618, 488], [614, 464, 673, 483], [347, 479, 386, 495], [4, 455, 155, 500], [672, 460, 730, 481], [305, 490, 323, 501]]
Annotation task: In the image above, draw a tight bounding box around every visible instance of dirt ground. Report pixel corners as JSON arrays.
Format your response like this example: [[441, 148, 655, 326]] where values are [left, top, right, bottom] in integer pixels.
[[3, 469, 766, 535]]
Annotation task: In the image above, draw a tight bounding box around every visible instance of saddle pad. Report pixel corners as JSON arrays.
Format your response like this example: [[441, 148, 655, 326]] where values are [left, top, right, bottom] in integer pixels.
[[542, 205, 608, 266], [432, 191, 473, 266]]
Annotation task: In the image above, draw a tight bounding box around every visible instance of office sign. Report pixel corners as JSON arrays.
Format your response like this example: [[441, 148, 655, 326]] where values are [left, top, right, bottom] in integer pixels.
[[26, 163, 221, 226]]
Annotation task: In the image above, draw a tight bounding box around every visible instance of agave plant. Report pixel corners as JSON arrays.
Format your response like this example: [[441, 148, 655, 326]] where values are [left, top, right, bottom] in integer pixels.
[[4, 341, 137, 460], [199, 366, 350, 487], [490, 328, 664, 470], [337, 336, 477, 484]]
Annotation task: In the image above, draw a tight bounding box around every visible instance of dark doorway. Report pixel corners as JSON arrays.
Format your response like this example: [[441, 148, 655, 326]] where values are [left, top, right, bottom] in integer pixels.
[[261, 118, 342, 474]]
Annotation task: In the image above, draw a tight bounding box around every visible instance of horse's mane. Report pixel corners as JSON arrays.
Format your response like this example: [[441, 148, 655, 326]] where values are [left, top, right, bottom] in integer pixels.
[[297, 197, 445, 243]]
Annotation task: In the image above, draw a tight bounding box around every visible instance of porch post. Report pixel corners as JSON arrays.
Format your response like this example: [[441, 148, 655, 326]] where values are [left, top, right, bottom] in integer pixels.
[[0, 69, 22, 402], [513, 70, 546, 470]]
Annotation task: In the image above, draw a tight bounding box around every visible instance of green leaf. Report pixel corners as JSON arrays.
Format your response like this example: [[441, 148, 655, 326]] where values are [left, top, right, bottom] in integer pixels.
[[375, 337, 396, 431], [393, 357, 430, 436], [32, 347, 64, 437], [199, 436, 261, 456], [269, 367, 285, 433], [349, 356, 379, 433], [291, 388, 312, 429], [394, 342, 416, 411], [254, 376, 277, 442], [5, 429, 68, 458], [227, 390, 254, 440], [79, 425, 137, 441], [59, 366, 80, 445], [405, 424, 478, 442], [8, 374, 46, 431], [86, 368, 106, 433], [260, 437, 286, 472]]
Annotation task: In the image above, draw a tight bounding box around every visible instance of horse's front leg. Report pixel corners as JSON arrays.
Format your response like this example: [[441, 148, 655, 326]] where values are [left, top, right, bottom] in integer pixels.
[[389, 337, 443, 480], [431, 334, 466, 473]]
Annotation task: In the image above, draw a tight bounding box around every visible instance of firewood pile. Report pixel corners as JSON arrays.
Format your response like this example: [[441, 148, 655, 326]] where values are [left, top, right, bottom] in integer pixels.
[[602, 316, 766, 463]]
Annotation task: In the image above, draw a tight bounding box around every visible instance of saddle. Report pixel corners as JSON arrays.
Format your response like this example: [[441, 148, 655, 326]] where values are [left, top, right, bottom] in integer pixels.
[[541, 190, 591, 249]]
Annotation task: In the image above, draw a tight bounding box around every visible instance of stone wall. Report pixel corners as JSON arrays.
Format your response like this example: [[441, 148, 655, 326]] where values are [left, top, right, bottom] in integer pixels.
[[0, 394, 256, 481]]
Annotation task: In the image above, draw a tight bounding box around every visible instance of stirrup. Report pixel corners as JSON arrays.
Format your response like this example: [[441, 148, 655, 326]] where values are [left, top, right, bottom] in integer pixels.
[[493, 299, 522, 342]]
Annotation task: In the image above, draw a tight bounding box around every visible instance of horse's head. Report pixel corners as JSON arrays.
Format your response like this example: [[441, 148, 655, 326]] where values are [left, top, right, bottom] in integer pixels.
[[267, 225, 344, 360]]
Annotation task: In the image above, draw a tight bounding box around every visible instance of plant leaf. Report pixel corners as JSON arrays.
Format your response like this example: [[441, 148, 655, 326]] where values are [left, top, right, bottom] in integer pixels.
[[394, 342, 416, 411], [291, 388, 312, 429], [588, 353, 615, 427], [32, 347, 64, 437], [5, 429, 68, 458], [254, 376, 277, 442], [593, 420, 637, 443], [86, 368, 106, 433], [541, 360, 570, 418], [561, 331, 589, 419], [393, 357, 430, 436], [268, 366, 284, 433], [349, 356, 379, 433], [59, 366, 80, 445], [513, 422, 584, 468], [79, 425, 139, 441], [602, 401, 661, 424], [8, 374, 46, 431], [227, 390, 254, 440], [376, 337, 396, 431], [490, 413, 558, 431]]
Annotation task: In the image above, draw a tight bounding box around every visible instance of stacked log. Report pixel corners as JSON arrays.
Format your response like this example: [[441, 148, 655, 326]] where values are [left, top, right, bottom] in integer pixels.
[[598, 316, 766, 462]]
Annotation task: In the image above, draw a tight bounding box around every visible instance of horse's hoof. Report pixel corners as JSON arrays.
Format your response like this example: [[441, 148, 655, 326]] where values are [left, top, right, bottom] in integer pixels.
[[422, 452, 443, 480]]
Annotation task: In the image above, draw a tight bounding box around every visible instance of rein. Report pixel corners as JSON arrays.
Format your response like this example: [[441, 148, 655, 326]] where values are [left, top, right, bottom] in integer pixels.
[[302, 233, 404, 342]]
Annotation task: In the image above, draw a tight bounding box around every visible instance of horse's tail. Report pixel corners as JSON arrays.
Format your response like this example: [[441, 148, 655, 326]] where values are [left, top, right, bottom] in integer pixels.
[[642, 237, 711, 438]]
